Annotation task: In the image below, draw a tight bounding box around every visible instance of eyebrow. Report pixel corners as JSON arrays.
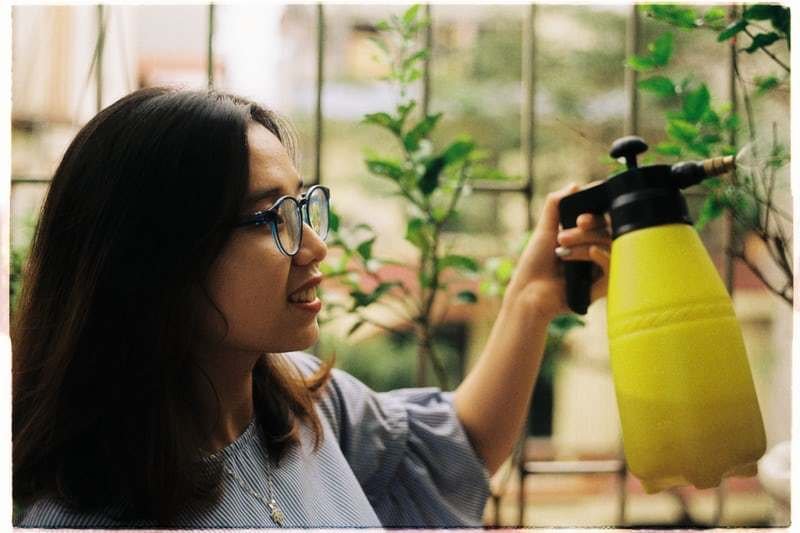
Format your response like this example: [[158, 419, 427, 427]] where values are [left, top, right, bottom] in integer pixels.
[[245, 179, 304, 209]]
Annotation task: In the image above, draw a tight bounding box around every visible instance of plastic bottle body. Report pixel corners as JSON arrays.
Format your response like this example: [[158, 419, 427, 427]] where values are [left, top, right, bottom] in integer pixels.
[[607, 223, 766, 493]]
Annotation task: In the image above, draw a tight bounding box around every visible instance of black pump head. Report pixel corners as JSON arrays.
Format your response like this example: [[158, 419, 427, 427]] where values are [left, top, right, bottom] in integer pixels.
[[557, 136, 702, 314], [610, 136, 649, 169]]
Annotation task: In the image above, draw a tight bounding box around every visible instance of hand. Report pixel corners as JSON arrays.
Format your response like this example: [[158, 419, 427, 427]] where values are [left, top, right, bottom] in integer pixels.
[[504, 183, 611, 320]]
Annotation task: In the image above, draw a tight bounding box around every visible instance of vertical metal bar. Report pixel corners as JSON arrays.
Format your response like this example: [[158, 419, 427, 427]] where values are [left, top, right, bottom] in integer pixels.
[[491, 493, 501, 526], [95, 5, 106, 113], [207, 3, 215, 90], [723, 3, 739, 297], [517, 461, 526, 527], [520, 4, 536, 232], [712, 8, 739, 523], [314, 4, 325, 185], [421, 4, 432, 119], [617, 464, 627, 525], [517, 7, 537, 527], [624, 4, 640, 135]]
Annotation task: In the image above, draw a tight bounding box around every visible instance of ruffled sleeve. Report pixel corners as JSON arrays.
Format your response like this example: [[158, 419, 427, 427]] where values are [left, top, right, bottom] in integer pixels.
[[285, 352, 491, 527]]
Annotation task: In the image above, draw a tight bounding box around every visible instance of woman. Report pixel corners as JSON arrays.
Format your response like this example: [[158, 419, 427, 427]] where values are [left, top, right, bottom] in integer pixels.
[[12, 87, 611, 528]]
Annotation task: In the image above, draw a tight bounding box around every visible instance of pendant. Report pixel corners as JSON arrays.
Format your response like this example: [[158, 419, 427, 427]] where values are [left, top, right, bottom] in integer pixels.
[[269, 500, 285, 527]]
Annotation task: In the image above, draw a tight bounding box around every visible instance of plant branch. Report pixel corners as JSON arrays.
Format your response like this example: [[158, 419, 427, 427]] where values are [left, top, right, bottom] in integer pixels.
[[356, 312, 409, 337], [743, 28, 790, 72], [728, 247, 792, 306]]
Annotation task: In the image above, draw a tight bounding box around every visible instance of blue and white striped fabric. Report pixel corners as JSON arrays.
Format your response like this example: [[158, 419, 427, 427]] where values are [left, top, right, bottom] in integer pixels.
[[17, 352, 491, 528]]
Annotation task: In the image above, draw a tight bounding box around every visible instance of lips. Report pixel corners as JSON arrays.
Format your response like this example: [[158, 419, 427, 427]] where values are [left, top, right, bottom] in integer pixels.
[[288, 275, 323, 303]]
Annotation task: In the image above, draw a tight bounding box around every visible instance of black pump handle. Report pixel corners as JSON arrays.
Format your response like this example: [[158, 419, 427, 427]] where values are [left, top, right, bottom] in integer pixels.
[[558, 183, 609, 315]]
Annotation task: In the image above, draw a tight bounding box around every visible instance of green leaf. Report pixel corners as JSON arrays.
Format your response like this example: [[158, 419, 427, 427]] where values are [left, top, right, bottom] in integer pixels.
[[646, 5, 699, 29], [549, 314, 585, 334], [655, 142, 682, 156], [703, 7, 727, 27], [649, 33, 674, 66], [695, 195, 724, 231], [469, 165, 515, 181], [375, 20, 390, 31], [367, 36, 390, 56], [718, 19, 748, 41], [328, 210, 340, 232], [397, 100, 416, 120], [701, 108, 721, 127], [682, 84, 710, 122], [403, 4, 421, 26], [768, 7, 790, 36], [456, 290, 478, 304], [743, 4, 783, 21], [626, 55, 656, 71], [701, 133, 722, 145], [363, 112, 400, 135], [722, 113, 741, 131], [419, 156, 446, 196], [638, 75, 677, 97], [496, 258, 515, 284], [745, 32, 780, 53], [440, 255, 479, 273], [347, 320, 367, 337], [441, 138, 475, 164], [366, 158, 405, 181], [403, 113, 442, 152], [667, 119, 699, 144], [356, 237, 375, 261], [431, 205, 449, 223], [687, 142, 711, 158], [405, 217, 428, 249], [702, 177, 723, 190], [402, 49, 429, 71], [350, 282, 400, 311], [754, 74, 780, 95]]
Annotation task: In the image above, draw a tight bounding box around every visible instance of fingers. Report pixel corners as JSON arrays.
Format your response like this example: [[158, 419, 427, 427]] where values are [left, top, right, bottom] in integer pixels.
[[538, 183, 581, 235], [557, 227, 611, 248], [555, 244, 610, 265], [589, 246, 610, 302], [588, 245, 610, 273]]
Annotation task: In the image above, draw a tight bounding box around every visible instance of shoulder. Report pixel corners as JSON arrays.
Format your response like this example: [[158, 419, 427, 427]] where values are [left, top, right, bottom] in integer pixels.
[[280, 351, 369, 440], [282, 350, 327, 375]]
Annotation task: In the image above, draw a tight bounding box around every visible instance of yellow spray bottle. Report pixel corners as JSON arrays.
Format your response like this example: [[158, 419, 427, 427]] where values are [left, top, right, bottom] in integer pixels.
[[558, 136, 766, 493]]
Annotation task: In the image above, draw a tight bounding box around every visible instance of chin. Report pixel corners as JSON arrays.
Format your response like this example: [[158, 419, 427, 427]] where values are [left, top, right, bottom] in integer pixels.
[[282, 323, 320, 353]]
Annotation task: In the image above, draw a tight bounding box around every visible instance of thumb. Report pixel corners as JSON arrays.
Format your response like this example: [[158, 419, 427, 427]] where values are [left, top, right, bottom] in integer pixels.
[[538, 182, 581, 235]]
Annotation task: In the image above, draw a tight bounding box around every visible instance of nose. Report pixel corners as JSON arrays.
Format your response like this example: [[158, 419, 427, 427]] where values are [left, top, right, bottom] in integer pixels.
[[292, 223, 328, 266]]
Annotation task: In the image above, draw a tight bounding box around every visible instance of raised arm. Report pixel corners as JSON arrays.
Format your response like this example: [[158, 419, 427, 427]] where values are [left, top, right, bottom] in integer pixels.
[[452, 183, 611, 475]]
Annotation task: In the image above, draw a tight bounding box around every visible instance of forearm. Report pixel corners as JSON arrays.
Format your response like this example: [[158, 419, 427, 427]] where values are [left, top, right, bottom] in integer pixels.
[[452, 286, 553, 475]]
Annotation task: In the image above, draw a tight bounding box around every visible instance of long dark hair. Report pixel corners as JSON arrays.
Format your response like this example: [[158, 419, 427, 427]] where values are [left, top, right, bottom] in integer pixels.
[[12, 87, 332, 523]]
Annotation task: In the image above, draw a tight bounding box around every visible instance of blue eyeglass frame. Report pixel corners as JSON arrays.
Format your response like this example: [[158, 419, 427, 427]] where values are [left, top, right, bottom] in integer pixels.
[[235, 184, 331, 257]]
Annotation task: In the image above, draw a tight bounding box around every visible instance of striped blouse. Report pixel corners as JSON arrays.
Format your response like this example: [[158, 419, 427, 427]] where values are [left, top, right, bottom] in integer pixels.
[[17, 351, 491, 528]]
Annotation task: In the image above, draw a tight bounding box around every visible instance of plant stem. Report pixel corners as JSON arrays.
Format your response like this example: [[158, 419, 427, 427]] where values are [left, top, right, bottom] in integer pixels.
[[728, 247, 792, 305], [356, 312, 409, 337], [742, 28, 790, 72]]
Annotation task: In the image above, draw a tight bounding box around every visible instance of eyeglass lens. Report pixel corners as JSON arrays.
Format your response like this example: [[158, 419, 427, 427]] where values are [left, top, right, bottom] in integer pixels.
[[275, 188, 329, 255], [307, 187, 329, 240], [276, 198, 303, 255]]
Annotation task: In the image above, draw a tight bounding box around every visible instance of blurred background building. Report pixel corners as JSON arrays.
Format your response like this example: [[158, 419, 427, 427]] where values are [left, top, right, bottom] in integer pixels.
[[10, 3, 791, 528]]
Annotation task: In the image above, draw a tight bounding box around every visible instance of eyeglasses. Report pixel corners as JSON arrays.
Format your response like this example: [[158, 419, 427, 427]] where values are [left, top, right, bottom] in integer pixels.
[[236, 185, 330, 256]]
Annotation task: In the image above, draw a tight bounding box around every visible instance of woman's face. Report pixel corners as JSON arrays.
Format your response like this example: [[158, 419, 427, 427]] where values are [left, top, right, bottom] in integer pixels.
[[201, 122, 328, 356]]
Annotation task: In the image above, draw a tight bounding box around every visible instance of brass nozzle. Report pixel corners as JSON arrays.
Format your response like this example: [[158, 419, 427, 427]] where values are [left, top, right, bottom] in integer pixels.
[[701, 155, 736, 177]]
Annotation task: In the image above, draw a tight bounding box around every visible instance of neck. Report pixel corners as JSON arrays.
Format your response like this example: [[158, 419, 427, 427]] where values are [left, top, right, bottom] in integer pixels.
[[193, 349, 262, 453]]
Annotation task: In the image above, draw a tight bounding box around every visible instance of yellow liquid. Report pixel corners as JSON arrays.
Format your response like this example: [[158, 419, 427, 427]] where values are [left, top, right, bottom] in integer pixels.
[[607, 224, 766, 492]]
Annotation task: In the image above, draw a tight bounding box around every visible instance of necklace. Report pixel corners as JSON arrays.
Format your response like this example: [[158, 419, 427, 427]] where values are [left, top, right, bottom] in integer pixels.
[[224, 463, 285, 527]]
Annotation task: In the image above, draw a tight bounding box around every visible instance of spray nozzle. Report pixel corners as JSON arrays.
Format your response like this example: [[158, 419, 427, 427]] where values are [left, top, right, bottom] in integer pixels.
[[671, 155, 736, 189]]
